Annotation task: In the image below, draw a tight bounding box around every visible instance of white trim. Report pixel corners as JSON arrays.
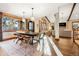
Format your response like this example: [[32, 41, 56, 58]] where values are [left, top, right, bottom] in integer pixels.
[[48, 37, 63, 56]]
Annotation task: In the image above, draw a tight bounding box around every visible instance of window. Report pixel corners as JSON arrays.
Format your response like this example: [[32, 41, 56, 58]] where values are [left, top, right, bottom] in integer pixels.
[[2, 16, 19, 31]]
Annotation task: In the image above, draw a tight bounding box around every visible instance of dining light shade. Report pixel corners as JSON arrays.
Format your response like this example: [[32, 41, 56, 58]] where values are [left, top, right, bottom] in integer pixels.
[[22, 18, 26, 22], [31, 16, 35, 21]]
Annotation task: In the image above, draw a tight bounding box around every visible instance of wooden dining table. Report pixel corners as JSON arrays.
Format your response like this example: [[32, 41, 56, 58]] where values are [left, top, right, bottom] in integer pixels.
[[14, 30, 38, 45]]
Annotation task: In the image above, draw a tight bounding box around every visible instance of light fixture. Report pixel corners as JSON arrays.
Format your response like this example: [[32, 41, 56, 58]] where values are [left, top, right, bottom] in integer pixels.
[[22, 11, 26, 22], [31, 8, 35, 21]]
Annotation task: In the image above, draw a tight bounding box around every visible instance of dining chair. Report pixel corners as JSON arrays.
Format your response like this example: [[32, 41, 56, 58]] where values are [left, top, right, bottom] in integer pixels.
[[15, 34, 30, 45], [22, 35, 31, 44], [37, 33, 45, 55], [16, 34, 23, 44], [31, 33, 40, 44]]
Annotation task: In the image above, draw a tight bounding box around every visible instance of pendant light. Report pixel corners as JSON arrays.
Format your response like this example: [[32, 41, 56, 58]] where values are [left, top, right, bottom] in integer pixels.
[[22, 11, 26, 22], [31, 8, 35, 21]]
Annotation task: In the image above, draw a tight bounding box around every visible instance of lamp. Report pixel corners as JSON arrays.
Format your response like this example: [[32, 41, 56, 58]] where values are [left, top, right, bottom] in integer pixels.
[[31, 8, 35, 21]]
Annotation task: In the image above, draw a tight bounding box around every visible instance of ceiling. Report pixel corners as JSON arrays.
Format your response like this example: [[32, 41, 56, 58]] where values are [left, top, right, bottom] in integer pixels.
[[70, 3, 79, 20], [0, 3, 76, 23], [59, 3, 79, 22]]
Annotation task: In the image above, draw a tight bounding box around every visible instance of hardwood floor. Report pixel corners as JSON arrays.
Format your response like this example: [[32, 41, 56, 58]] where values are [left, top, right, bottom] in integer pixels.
[[53, 37, 79, 56]]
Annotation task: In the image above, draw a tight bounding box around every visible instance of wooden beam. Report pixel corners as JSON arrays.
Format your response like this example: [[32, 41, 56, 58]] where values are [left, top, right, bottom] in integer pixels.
[[45, 16, 51, 23], [67, 3, 76, 21], [2, 12, 22, 21]]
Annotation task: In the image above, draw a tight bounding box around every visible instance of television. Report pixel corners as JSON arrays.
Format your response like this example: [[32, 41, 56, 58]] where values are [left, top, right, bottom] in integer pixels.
[[59, 22, 66, 26]]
